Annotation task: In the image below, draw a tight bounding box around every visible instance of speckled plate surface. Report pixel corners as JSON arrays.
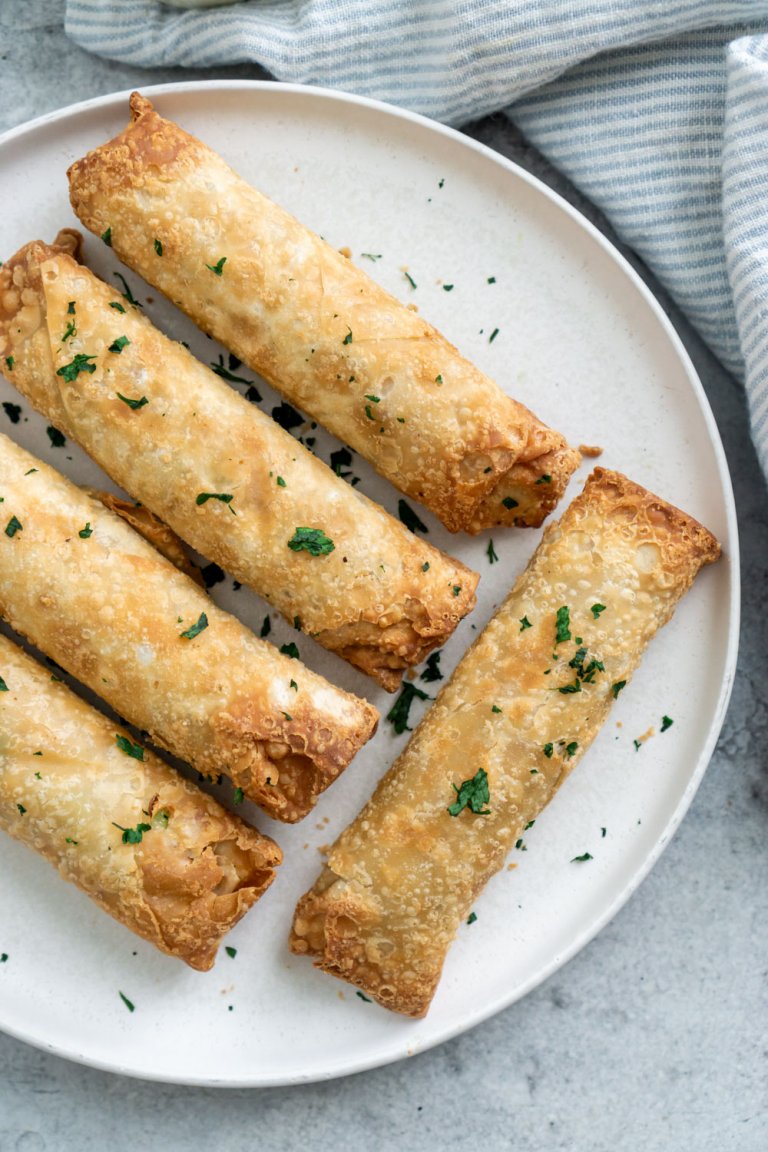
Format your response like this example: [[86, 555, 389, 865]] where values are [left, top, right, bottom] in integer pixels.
[[0, 82, 738, 1086]]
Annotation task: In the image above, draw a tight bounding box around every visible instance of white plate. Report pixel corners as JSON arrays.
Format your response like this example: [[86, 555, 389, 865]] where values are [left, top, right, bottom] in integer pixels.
[[0, 82, 738, 1086]]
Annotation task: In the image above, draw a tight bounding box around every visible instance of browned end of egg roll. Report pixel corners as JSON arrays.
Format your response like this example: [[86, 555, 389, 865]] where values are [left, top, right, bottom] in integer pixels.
[[290, 469, 721, 1015], [66, 93, 580, 534], [0, 432, 378, 823], [0, 234, 479, 692], [0, 633, 280, 970]]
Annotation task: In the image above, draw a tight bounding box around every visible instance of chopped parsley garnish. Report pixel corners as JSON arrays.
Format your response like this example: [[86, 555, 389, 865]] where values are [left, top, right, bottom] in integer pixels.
[[119, 991, 135, 1012], [519, 616, 532, 631], [2, 401, 21, 424], [330, 446, 353, 477], [79, 523, 92, 539], [271, 401, 304, 431], [233, 787, 245, 805], [571, 853, 593, 863], [287, 527, 335, 556], [179, 612, 208, 640], [154, 238, 163, 256], [421, 651, 443, 682], [611, 680, 627, 699], [356, 991, 373, 1003], [113, 821, 151, 844], [487, 276, 496, 284], [67, 301, 76, 314], [282, 712, 293, 722], [109, 301, 126, 314], [404, 271, 417, 289], [16, 803, 26, 815], [558, 680, 582, 694], [108, 335, 130, 354], [555, 606, 571, 645], [489, 328, 499, 343], [365, 394, 380, 404], [201, 562, 225, 588], [0, 954, 7, 962], [290, 679, 298, 691], [4, 516, 22, 538], [280, 642, 300, 660], [101, 227, 112, 247], [65, 837, 79, 845], [260, 615, 271, 638], [361, 253, 382, 261], [564, 741, 578, 758], [398, 499, 428, 534], [47, 426, 66, 448], [4, 356, 14, 372], [276, 475, 286, 488], [491, 705, 502, 714], [210, 355, 253, 386], [466, 912, 477, 925], [543, 743, 553, 758], [591, 604, 606, 618], [633, 739, 642, 751], [486, 539, 498, 564], [115, 735, 144, 761], [206, 257, 227, 276], [435, 374, 443, 384], [196, 492, 235, 514], [342, 327, 353, 345], [452, 585, 461, 597], [386, 682, 430, 734], [117, 392, 149, 410], [225, 946, 237, 959], [535, 474, 551, 484], [443, 284, 454, 292], [661, 715, 674, 732], [245, 384, 262, 403], [0, 676, 7, 692], [113, 272, 142, 308], [365, 404, 375, 421], [447, 767, 491, 817], [501, 496, 518, 510], [422, 561, 430, 572], [56, 353, 96, 383], [62, 318, 77, 342]]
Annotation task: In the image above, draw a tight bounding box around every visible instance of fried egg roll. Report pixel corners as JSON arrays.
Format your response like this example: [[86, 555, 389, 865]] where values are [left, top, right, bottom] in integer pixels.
[[0, 234, 478, 691], [0, 433, 378, 823], [0, 632, 280, 970], [291, 469, 721, 1015], [67, 93, 580, 534]]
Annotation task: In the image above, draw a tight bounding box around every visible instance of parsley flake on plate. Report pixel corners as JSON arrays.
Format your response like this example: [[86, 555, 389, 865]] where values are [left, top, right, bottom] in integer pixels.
[[386, 682, 430, 735]]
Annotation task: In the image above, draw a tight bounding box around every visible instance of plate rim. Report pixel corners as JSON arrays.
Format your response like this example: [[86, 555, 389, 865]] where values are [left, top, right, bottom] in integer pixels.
[[0, 77, 740, 1087]]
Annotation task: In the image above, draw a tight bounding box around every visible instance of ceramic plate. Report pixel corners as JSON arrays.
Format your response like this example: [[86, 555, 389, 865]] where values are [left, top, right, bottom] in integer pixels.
[[0, 82, 738, 1086]]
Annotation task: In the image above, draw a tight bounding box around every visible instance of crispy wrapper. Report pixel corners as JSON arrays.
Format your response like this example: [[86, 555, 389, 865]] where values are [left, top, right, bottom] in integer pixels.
[[290, 469, 721, 1015], [0, 234, 478, 691], [0, 433, 378, 822], [0, 632, 280, 970], [66, 93, 580, 534]]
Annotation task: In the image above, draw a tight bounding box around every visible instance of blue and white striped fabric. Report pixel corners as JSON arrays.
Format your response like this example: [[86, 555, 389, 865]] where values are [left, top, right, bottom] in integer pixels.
[[65, 1, 768, 481]]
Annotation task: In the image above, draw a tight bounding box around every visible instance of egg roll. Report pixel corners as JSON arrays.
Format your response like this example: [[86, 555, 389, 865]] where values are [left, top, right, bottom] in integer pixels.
[[0, 632, 280, 970], [290, 469, 721, 1015], [67, 92, 580, 535], [0, 433, 378, 823], [0, 234, 478, 692]]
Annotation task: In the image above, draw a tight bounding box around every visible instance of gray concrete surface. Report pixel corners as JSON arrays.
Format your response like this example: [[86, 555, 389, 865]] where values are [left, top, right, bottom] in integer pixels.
[[0, 3, 766, 1150]]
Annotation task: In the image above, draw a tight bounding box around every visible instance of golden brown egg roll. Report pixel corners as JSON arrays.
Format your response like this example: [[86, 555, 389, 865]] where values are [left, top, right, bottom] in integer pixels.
[[290, 469, 721, 1015], [0, 433, 378, 823], [0, 632, 280, 970], [66, 92, 580, 535], [0, 234, 478, 692]]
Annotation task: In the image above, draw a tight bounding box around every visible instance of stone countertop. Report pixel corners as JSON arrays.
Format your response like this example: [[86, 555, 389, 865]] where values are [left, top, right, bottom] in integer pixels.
[[0, 5, 766, 1151]]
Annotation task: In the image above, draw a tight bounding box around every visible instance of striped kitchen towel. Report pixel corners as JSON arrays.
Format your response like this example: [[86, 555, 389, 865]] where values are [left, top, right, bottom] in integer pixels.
[[65, 1, 768, 481]]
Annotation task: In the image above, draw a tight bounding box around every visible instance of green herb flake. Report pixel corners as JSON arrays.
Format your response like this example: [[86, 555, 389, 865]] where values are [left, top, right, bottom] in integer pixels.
[[386, 682, 430, 735], [466, 911, 477, 925], [79, 523, 92, 539], [56, 353, 97, 383], [3, 356, 14, 372], [290, 679, 298, 692], [448, 767, 491, 817], [571, 853, 593, 863], [119, 991, 135, 1012], [543, 743, 553, 758], [225, 946, 237, 959], [210, 355, 254, 386], [196, 492, 235, 515], [519, 616, 532, 631], [501, 496, 518, 510], [435, 374, 443, 384], [452, 585, 462, 597], [113, 273, 143, 308], [116, 392, 149, 412], [280, 642, 300, 660], [101, 227, 113, 247], [154, 238, 163, 256], [633, 739, 642, 752], [206, 257, 227, 276], [16, 803, 26, 815], [364, 394, 380, 404], [443, 284, 454, 292], [421, 561, 430, 572], [612, 680, 627, 699], [276, 475, 286, 488], [535, 474, 552, 485], [404, 271, 417, 290], [420, 651, 443, 683], [558, 679, 582, 695], [233, 787, 245, 805], [47, 426, 66, 448], [555, 606, 571, 646], [489, 328, 499, 343], [397, 500, 428, 534], [491, 704, 502, 714], [4, 516, 22, 538], [180, 612, 209, 640], [0, 675, 7, 692], [108, 335, 130, 354], [109, 301, 126, 314], [356, 991, 373, 1003], [487, 276, 496, 284], [564, 741, 579, 759], [365, 404, 375, 421], [342, 328, 353, 345], [260, 616, 271, 638], [113, 821, 151, 845], [0, 954, 8, 963], [65, 837, 79, 845], [486, 539, 498, 564], [591, 604, 607, 619], [2, 401, 21, 424], [62, 318, 77, 343], [661, 715, 674, 732], [115, 735, 144, 761], [330, 447, 353, 477], [287, 526, 335, 556], [361, 253, 382, 261]]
